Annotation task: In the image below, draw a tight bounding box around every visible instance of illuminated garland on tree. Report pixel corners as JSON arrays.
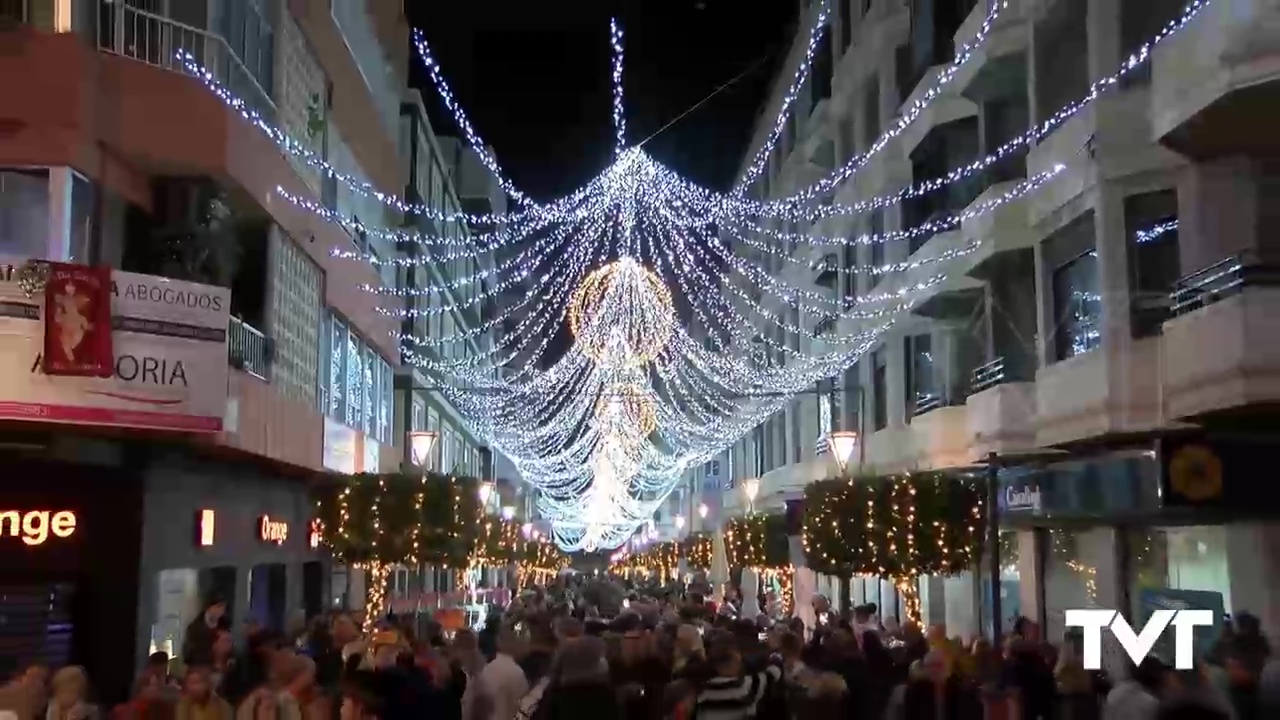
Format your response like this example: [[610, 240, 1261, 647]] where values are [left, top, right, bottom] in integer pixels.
[[724, 513, 790, 570], [681, 533, 714, 572], [802, 472, 986, 578], [610, 541, 680, 579], [314, 472, 484, 568]]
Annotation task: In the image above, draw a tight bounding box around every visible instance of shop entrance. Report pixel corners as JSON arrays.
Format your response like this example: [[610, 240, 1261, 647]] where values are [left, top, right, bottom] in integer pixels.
[[302, 561, 323, 620], [248, 563, 286, 632], [0, 580, 75, 679]]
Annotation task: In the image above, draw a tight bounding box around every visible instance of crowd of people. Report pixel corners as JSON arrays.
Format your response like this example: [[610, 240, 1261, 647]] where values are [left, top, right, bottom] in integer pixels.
[[2, 578, 1279, 720]]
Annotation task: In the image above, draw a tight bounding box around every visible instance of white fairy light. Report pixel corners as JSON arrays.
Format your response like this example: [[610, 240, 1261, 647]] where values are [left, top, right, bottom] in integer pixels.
[[176, 1, 1211, 549]]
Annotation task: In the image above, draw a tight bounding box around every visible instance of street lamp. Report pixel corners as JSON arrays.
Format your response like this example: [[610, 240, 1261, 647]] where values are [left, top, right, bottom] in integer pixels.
[[674, 514, 685, 531], [521, 522, 533, 539], [478, 481, 495, 511], [408, 431, 439, 469], [828, 430, 860, 473], [501, 505, 515, 521], [743, 478, 760, 514], [697, 503, 708, 519]]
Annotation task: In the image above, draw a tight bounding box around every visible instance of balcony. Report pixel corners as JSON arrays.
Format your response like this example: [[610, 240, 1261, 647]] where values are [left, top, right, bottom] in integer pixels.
[[97, 2, 275, 121], [910, 403, 971, 470], [898, 66, 980, 158], [1026, 88, 1180, 228], [966, 357, 1037, 457], [1151, 0, 1280, 158], [1161, 254, 1280, 419], [228, 317, 274, 381], [1034, 335, 1165, 447], [952, 0, 1030, 100]]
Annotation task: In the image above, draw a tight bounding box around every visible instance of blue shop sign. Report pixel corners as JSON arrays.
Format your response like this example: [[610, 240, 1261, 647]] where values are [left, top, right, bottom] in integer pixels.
[[997, 454, 1160, 519]]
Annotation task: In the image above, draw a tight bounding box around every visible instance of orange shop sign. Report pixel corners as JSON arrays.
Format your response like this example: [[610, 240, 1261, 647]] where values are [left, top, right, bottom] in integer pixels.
[[0, 509, 77, 545], [259, 515, 288, 544]]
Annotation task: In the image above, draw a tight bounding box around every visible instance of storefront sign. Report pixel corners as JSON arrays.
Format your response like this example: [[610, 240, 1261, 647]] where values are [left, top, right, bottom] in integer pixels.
[[309, 519, 322, 549], [1004, 485, 1042, 512], [0, 509, 77, 545], [0, 268, 230, 431], [259, 515, 288, 544], [1158, 437, 1271, 509]]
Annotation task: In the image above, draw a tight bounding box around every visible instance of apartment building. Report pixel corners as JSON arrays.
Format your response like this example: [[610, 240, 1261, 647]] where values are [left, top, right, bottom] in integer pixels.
[[0, 0, 422, 694], [704, 0, 1280, 646]]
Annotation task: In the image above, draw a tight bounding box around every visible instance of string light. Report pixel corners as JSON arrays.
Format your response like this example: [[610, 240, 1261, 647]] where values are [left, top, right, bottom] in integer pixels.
[[176, 1, 1212, 549]]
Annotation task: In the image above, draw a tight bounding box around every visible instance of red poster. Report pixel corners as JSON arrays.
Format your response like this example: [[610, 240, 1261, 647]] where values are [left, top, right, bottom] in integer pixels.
[[42, 263, 113, 377]]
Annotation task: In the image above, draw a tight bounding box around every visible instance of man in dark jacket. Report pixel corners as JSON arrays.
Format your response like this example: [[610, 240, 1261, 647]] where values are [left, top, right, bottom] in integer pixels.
[[182, 596, 229, 667]]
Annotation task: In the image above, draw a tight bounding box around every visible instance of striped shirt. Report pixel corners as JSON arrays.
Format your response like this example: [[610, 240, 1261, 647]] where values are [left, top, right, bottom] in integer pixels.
[[693, 665, 782, 719]]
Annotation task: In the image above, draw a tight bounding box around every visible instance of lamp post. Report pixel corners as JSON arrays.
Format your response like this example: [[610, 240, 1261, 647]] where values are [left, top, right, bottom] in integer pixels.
[[478, 480, 495, 513], [408, 431, 439, 470], [743, 478, 760, 515], [828, 430, 860, 474], [501, 505, 515, 522]]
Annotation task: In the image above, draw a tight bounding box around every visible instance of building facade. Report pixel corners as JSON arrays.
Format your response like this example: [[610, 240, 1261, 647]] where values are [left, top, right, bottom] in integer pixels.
[[0, 0, 426, 695], [705, 0, 1280, 650]]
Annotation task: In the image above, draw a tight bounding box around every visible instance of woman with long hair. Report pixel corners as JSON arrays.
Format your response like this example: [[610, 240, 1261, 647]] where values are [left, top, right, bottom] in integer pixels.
[[48, 667, 98, 720]]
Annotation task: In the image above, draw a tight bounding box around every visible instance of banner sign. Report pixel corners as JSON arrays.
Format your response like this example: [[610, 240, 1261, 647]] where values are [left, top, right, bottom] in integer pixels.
[[0, 266, 230, 431], [42, 263, 113, 377]]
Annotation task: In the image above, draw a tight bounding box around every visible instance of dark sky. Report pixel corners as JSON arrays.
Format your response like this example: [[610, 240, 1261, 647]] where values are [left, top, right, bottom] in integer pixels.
[[405, 0, 802, 202]]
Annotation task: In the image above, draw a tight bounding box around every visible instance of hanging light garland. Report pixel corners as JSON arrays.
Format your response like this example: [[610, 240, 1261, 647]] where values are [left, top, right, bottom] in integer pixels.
[[177, 0, 1212, 549]]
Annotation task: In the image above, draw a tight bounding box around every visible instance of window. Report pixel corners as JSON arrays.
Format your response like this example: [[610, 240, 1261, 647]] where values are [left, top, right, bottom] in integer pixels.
[[840, 0, 855, 50], [217, 0, 276, 107], [904, 333, 935, 416], [411, 400, 425, 432], [842, 363, 861, 432], [0, 169, 50, 259], [328, 316, 346, 419], [1125, 191, 1179, 339], [345, 334, 363, 428], [869, 208, 885, 278], [752, 425, 765, 476], [1052, 251, 1101, 361], [872, 347, 888, 431], [862, 78, 880, 151]]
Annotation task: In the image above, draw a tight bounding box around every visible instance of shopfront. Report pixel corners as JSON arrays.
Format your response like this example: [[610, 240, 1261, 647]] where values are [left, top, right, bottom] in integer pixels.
[[0, 457, 144, 700], [134, 453, 324, 664], [995, 436, 1280, 663]]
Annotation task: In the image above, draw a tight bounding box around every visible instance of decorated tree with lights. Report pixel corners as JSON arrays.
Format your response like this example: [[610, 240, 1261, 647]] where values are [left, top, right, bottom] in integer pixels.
[[180, 0, 1211, 552], [802, 471, 986, 624]]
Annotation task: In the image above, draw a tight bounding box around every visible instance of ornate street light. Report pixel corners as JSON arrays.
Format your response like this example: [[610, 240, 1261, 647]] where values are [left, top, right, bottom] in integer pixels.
[[501, 505, 516, 521], [478, 480, 495, 510], [743, 478, 760, 514], [674, 514, 685, 530], [697, 503, 708, 519], [828, 430, 860, 473], [408, 431, 439, 469]]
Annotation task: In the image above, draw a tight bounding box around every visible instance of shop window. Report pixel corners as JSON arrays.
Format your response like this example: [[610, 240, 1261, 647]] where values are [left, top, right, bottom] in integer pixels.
[[0, 581, 75, 678], [302, 562, 323, 620], [979, 530, 1022, 638], [198, 566, 238, 626], [1043, 529, 1111, 647], [1127, 525, 1231, 637], [247, 563, 287, 633]]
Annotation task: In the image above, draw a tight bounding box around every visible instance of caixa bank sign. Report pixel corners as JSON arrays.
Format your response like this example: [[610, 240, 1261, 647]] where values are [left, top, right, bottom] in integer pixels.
[[0, 268, 231, 432]]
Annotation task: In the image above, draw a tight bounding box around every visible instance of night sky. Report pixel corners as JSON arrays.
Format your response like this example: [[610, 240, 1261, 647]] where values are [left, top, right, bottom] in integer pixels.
[[405, 0, 802, 201]]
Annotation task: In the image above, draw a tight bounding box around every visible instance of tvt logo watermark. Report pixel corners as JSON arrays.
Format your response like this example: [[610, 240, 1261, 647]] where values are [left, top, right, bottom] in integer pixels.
[[1065, 609, 1215, 670]]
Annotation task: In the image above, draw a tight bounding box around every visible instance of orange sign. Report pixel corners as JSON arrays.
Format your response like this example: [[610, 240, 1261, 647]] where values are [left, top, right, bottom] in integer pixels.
[[259, 515, 288, 544], [0, 510, 77, 545]]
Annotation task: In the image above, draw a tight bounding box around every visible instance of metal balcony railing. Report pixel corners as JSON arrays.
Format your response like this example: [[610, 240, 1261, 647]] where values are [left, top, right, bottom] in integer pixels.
[[228, 317, 273, 381], [97, 2, 276, 121], [1169, 253, 1280, 318], [970, 357, 1006, 394]]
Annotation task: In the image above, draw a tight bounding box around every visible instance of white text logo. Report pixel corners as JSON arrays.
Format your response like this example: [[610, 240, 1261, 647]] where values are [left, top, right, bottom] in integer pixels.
[[1064, 609, 1213, 670]]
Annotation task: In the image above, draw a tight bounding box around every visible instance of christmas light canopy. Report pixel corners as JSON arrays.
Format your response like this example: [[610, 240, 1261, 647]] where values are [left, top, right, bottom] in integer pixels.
[[179, 0, 1214, 549]]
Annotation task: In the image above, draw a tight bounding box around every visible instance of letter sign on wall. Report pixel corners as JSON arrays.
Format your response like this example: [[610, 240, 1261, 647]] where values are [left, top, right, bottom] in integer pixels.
[[0, 510, 78, 546], [259, 515, 288, 545]]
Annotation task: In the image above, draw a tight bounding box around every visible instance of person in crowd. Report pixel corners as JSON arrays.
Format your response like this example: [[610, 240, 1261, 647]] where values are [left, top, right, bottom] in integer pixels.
[[0, 665, 50, 720], [519, 636, 616, 720], [451, 629, 491, 720], [479, 625, 529, 720], [671, 625, 704, 676], [283, 658, 325, 720], [520, 618, 558, 687], [47, 667, 98, 720], [1103, 657, 1164, 720], [175, 667, 232, 720], [184, 599, 230, 669], [691, 628, 781, 719], [897, 648, 981, 720]]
